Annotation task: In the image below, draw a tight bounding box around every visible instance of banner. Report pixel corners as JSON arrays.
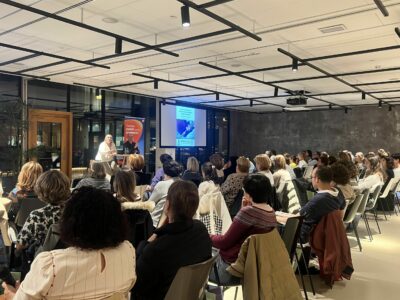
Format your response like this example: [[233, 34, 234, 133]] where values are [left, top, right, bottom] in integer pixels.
[[123, 117, 145, 155]]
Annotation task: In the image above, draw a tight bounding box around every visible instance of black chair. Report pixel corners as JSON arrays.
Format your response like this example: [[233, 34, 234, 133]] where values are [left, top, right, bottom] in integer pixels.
[[124, 210, 154, 248], [281, 216, 315, 300], [15, 196, 46, 228], [229, 189, 243, 219]]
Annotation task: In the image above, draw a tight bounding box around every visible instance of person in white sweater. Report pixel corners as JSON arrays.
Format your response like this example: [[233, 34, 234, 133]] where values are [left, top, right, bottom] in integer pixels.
[[254, 154, 274, 186], [356, 156, 385, 192], [273, 155, 292, 195]]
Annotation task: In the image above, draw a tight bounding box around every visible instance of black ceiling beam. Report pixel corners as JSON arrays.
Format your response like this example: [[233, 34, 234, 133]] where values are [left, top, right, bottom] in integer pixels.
[[170, 92, 215, 98], [42, 28, 235, 77], [0, 0, 177, 58], [373, 0, 389, 16], [277, 48, 388, 105], [354, 79, 400, 86], [0, 53, 40, 67], [199, 0, 234, 9], [103, 80, 154, 89], [0, 42, 110, 71], [176, 0, 261, 41], [0, 69, 49, 80]]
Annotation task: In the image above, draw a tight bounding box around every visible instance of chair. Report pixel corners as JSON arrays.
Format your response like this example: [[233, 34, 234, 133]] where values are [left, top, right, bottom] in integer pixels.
[[124, 209, 153, 248], [281, 216, 315, 300], [281, 181, 301, 214], [164, 254, 219, 300], [364, 184, 384, 234], [343, 194, 363, 251], [229, 189, 243, 219], [15, 196, 46, 228], [357, 189, 373, 241], [392, 180, 400, 215], [377, 178, 397, 218]]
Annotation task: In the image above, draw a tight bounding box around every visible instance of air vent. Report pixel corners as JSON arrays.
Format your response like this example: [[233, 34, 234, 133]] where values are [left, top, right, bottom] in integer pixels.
[[319, 24, 347, 34]]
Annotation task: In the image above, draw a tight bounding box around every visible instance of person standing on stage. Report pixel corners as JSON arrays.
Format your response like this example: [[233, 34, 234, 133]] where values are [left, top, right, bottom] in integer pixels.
[[123, 134, 139, 154], [95, 134, 117, 161]]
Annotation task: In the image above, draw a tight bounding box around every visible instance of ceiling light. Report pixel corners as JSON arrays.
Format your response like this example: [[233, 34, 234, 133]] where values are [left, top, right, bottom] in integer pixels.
[[274, 87, 279, 97], [162, 99, 166, 105], [216, 92, 220, 100], [181, 5, 190, 27], [374, 0, 389, 17], [318, 24, 347, 34], [379, 100, 382, 108], [154, 79, 159, 89], [282, 108, 286, 112], [292, 58, 298, 72], [329, 104, 332, 110], [231, 63, 241, 68], [95, 88, 102, 100], [102, 17, 118, 24], [115, 38, 122, 54], [345, 108, 348, 114], [250, 100, 253, 107], [362, 92, 366, 100], [389, 105, 392, 111]]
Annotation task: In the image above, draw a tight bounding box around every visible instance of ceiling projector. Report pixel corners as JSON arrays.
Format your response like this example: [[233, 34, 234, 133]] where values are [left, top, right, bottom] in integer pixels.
[[287, 96, 308, 105]]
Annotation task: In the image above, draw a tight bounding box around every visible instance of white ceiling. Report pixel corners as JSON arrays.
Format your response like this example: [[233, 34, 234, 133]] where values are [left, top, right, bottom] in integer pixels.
[[1, 0, 400, 112]]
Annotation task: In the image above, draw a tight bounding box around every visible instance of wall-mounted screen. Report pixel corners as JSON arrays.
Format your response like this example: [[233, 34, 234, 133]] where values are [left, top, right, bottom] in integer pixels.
[[160, 103, 207, 147]]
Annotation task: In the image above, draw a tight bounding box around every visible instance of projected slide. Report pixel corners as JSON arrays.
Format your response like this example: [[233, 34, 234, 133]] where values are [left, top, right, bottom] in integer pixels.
[[160, 103, 207, 147], [176, 106, 195, 146]]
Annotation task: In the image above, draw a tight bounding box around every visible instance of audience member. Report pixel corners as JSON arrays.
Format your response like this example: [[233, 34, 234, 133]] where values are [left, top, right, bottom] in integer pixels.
[[149, 154, 173, 191], [148, 160, 181, 227], [8, 161, 43, 202], [284, 153, 296, 179], [308, 151, 318, 166], [331, 162, 356, 204], [328, 155, 337, 166], [210, 174, 277, 285], [254, 154, 274, 186], [128, 154, 148, 186], [3, 187, 136, 299], [290, 155, 299, 168], [356, 156, 386, 192], [209, 153, 225, 184], [198, 162, 221, 199], [133, 181, 211, 300], [221, 156, 249, 208], [300, 166, 346, 242], [182, 156, 203, 186], [355, 152, 366, 176], [75, 162, 111, 191], [392, 153, 400, 178], [16, 170, 70, 252], [273, 155, 292, 195], [338, 151, 358, 179], [297, 152, 307, 169], [114, 170, 140, 202], [223, 156, 239, 180]]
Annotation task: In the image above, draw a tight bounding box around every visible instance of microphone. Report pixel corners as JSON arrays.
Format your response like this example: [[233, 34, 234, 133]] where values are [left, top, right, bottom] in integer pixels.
[[0, 265, 16, 287]]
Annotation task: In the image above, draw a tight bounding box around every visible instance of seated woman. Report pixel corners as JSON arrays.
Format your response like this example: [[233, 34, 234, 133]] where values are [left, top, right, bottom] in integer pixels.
[[221, 156, 250, 208], [182, 156, 203, 187], [210, 174, 277, 285], [128, 154, 149, 186], [198, 162, 231, 235], [209, 153, 225, 185], [132, 180, 211, 300], [3, 187, 136, 299], [8, 162, 43, 221], [273, 155, 292, 195], [356, 156, 386, 192], [16, 170, 70, 252], [75, 162, 111, 191], [331, 162, 356, 219], [254, 154, 274, 186], [114, 170, 154, 247]]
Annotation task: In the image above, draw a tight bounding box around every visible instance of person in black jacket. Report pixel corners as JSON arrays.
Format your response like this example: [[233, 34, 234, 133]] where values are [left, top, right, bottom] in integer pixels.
[[182, 156, 203, 187], [132, 180, 212, 300]]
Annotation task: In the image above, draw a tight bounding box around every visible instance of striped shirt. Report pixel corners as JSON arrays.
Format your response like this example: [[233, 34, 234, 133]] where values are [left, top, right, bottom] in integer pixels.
[[211, 205, 277, 263]]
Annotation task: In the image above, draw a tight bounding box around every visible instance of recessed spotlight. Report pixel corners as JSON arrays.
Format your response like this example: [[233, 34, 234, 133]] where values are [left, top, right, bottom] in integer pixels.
[[231, 63, 242, 68], [102, 17, 118, 24]]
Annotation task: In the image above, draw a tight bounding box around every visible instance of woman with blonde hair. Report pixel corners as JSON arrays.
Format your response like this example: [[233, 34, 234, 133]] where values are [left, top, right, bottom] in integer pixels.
[[357, 156, 386, 192], [75, 162, 110, 191], [128, 154, 148, 186], [272, 155, 292, 195], [254, 154, 274, 186], [182, 156, 203, 186], [9, 161, 43, 202]]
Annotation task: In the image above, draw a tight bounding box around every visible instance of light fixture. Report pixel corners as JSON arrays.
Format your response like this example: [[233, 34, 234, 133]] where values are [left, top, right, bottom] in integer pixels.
[[274, 87, 279, 97], [395, 27, 400, 39], [373, 0, 389, 17], [292, 58, 298, 72], [216, 92, 220, 100], [95, 88, 102, 100], [162, 99, 166, 105], [379, 100, 382, 108], [181, 5, 190, 27], [329, 104, 332, 110], [282, 108, 286, 112], [154, 79, 159, 89], [115, 38, 122, 54], [250, 100, 253, 107], [362, 92, 366, 100], [345, 108, 348, 114], [389, 105, 392, 111]]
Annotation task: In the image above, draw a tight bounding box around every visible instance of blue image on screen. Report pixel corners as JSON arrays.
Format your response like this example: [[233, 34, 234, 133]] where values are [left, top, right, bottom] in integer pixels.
[[176, 106, 195, 146]]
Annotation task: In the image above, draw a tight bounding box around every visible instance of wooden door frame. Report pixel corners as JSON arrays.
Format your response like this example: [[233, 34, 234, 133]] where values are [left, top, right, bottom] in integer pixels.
[[28, 109, 73, 179]]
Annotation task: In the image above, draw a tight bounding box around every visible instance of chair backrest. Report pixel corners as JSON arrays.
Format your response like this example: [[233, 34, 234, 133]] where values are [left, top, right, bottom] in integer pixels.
[[15, 196, 46, 228], [124, 209, 154, 248], [343, 194, 363, 224], [303, 166, 314, 179], [357, 189, 371, 214], [282, 181, 301, 214], [281, 216, 303, 263], [103, 293, 127, 300], [366, 183, 383, 208], [380, 178, 396, 198], [164, 254, 219, 300], [229, 188, 243, 218]]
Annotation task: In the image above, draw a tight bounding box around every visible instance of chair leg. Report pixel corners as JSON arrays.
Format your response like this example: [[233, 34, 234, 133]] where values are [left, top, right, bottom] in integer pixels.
[[380, 200, 388, 220], [363, 213, 373, 241], [299, 242, 315, 296], [352, 221, 362, 252], [294, 251, 309, 300], [234, 287, 238, 300], [373, 208, 381, 234]]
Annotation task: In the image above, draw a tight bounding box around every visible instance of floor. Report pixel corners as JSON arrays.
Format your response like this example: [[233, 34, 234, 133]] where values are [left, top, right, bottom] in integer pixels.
[[224, 209, 400, 300]]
